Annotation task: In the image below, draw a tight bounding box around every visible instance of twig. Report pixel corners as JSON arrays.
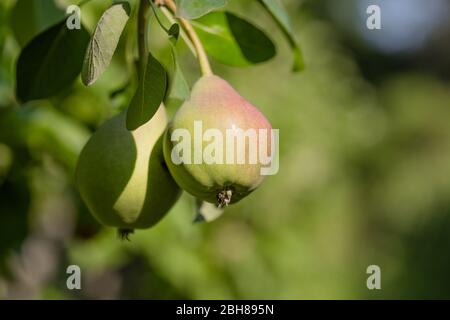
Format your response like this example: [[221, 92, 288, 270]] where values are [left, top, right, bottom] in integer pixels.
[[162, 0, 213, 76]]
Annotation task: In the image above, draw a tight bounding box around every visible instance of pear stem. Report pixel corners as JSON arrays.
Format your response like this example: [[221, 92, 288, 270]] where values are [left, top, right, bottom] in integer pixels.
[[160, 0, 213, 76], [137, 0, 151, 78]]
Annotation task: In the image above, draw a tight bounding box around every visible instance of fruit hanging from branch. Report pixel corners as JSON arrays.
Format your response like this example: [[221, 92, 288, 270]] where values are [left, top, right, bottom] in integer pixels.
[[67, 0, 295, 231], [163, 75, 273, 208], [75, 105, 181, 239]]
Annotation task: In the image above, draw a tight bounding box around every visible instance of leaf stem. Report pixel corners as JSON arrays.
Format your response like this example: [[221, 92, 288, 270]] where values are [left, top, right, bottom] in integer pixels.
[[161, 0, 213, 76], [149, 1, 170, 33], [159, 6, 197, 56], [138, 0, 151, 78]]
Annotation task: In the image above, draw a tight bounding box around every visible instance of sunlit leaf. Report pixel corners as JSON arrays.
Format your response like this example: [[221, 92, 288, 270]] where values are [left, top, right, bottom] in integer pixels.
[[16, 21, 90, 102], [192, 11, 276, 67], [82, 1, 131, 86], [175, 0, 228, 19]]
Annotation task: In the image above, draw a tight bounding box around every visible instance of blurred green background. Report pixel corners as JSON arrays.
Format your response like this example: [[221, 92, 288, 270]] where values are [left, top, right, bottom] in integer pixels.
[[1, 0, 450, 299]]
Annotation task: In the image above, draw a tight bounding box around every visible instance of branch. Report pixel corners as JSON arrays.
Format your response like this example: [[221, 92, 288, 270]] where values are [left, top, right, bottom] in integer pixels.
[[161, 0, 213, 76]]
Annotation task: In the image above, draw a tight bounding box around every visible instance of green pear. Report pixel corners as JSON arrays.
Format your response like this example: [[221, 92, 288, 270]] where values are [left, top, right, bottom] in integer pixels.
[[76, 105, 181, 237], [163, 75, 273, 207]]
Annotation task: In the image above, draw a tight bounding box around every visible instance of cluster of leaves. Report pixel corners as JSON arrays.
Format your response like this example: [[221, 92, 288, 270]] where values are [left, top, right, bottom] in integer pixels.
[[4, 0, 450, 300], [1, 0, 304, 274], [14, 0, 303, 131]]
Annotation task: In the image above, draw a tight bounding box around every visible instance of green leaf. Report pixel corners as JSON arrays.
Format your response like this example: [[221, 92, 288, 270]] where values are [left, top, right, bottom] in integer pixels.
[[126, 52, 168, 130], [260, 0, 293, 34], [150, 0, 170, 33], [146, 11, 190, 101], [168, 23, 181, 43], [169, 55, 190, 101], [82, 1, 131, 86], [16, 21, 90, 102], [192, 11, 276, 67], [175, 0, 228, 20], [10, 0, 64, 47], [258, 0, 305, 71], [147, 4, 189, 100], [168, 24, 190, 101]]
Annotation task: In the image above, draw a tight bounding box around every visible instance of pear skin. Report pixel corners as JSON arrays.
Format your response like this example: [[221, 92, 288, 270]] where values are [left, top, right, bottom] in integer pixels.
[[164, 76, 273, 206], [76, 105, 181, 233]]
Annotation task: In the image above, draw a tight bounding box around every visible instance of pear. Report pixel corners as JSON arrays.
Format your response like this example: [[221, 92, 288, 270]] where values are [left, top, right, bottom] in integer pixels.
[[163, 75, 273, 207], [76, 105, 181, 238]]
